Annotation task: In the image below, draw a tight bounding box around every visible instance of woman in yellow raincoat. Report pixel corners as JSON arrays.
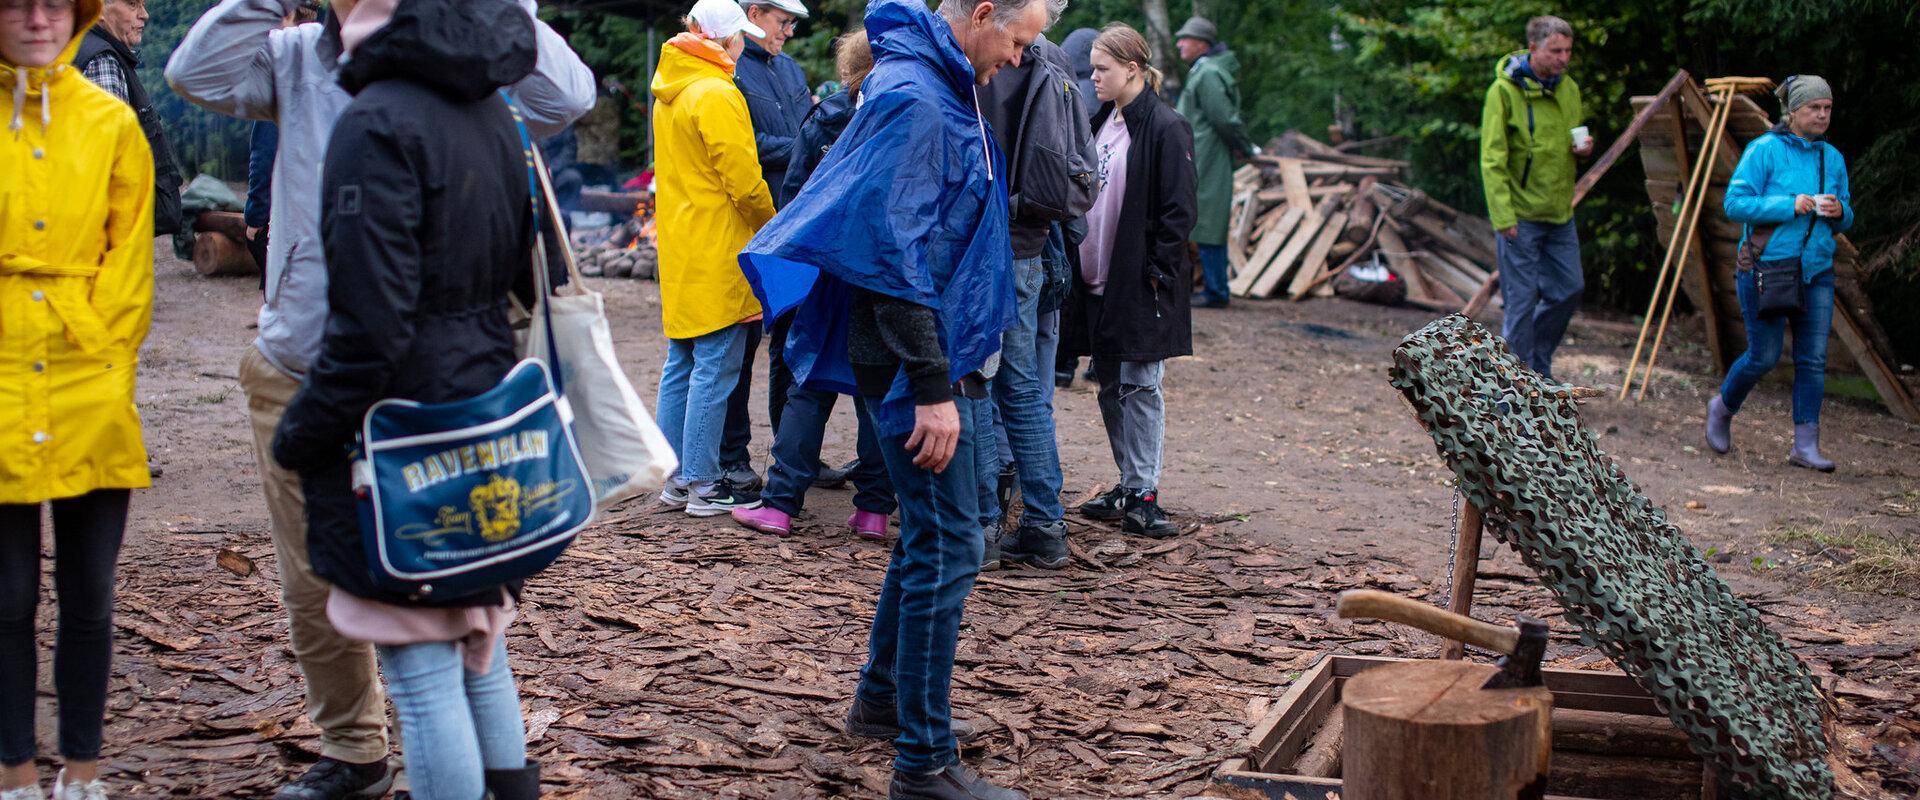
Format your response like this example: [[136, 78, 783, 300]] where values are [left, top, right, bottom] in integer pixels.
[[1, 0, 153, 796], [649, 0, 776, 518]]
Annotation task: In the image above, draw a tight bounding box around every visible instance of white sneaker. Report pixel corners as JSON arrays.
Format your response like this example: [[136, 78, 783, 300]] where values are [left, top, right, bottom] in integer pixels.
[[657, 484, 691, 509], [52, 770, 105, 800], [1, 784, 47, 800]]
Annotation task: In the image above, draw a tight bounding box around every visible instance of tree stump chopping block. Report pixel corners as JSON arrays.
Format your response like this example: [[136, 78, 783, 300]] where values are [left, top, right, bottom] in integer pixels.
[[1343, 659, 1553, 800]]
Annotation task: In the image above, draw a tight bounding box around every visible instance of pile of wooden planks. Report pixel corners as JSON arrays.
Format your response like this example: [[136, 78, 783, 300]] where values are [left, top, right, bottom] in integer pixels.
[[1224, 132, 1501, 310]]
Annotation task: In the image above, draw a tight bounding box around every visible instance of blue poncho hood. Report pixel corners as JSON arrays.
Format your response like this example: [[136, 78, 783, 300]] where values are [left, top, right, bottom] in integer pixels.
[[740, 0, 1014, 435]]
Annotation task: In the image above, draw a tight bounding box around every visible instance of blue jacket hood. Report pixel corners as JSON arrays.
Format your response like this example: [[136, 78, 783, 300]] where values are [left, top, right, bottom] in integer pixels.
[[739, 0, 1013, 436], [1500, 51, 1562, 93]]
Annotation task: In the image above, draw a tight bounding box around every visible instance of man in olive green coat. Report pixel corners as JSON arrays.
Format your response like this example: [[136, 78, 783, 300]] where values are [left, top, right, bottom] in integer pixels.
[[1174, 16, 1254, 308], [1480, 15, 1593, 380]]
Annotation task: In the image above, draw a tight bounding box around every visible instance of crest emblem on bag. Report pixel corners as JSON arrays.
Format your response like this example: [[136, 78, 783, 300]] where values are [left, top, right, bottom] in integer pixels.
[[469, 474, 524, 542]]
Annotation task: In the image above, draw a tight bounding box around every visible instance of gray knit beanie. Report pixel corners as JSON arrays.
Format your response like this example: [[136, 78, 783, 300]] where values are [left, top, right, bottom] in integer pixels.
[[1776, 75, 1832, 115]]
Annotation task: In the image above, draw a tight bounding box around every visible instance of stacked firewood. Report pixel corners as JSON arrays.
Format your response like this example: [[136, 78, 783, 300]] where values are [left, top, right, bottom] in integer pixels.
[[1226, 132, 1500, 310]]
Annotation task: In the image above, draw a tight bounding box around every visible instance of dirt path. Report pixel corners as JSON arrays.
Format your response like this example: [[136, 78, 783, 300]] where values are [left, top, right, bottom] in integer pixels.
[[24, 244, 1917, 797]]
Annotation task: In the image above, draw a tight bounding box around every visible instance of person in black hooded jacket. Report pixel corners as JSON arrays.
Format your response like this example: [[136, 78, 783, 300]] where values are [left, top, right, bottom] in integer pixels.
[[267, 1, 545, 797], [1060, 24, 1196, 541]]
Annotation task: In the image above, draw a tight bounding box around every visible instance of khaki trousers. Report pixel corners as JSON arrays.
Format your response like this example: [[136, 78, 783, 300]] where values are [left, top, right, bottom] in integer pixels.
[[240, 345, 389, 764]]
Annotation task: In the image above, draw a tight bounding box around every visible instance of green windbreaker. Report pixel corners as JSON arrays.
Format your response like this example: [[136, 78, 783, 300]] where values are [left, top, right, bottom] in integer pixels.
[[1479, 51, 1583, 230]]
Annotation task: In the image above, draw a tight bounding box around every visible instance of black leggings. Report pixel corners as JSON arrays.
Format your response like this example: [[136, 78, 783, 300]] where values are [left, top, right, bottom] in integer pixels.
[[0, 490, 129, 765]]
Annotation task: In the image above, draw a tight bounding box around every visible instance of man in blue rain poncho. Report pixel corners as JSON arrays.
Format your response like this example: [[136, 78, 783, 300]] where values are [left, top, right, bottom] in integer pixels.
[[739, 0, 1048, 795]]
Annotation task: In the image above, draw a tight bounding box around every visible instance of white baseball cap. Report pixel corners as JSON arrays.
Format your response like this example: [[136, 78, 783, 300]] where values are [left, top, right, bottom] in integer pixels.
[[743, 0, 810, 19], [689, 0, 766, 39]]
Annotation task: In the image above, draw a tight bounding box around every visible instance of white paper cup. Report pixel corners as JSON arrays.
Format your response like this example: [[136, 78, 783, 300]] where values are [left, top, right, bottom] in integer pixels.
[[1571, 126, 1592, 150]]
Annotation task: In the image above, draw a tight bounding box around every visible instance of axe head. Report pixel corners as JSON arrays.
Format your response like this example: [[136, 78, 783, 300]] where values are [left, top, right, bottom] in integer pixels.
[[1482, 616, 1548, 690]]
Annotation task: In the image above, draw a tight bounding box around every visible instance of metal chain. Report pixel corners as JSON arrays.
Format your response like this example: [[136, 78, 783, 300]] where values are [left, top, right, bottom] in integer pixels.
[[1440, 485, 1461, 607], [1389, 315, 1832, 800]]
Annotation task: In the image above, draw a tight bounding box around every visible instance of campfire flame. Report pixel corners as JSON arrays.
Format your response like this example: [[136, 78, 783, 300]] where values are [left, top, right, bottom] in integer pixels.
[[624, 197, 656, 250]]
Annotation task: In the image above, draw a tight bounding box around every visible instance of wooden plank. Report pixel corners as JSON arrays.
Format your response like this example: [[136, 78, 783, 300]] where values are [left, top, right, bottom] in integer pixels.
[[1247, 207, 1331, 298], [1279, 158, 1313, 212], [1571, 71, 1689, 207], [1833, 304, 1920, 423], [1280, 211, 1350, 299], [1374, 225, 1448, 304], [1247, 655, 1336, 771], [1406, 213, 1497, 266], [1227, 190, 1256, 272], [1230, 207, 1305, 297]]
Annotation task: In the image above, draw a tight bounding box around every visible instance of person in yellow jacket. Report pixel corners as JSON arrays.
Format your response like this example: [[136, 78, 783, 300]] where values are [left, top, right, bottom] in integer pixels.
[[1, 1, 154, 797], [650, 0, 777, 517]]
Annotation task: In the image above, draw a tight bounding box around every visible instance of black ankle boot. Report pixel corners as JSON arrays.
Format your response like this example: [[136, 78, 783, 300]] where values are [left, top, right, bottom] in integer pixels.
[[482, 763, 540, 800], [889, 763, 1027, 800]]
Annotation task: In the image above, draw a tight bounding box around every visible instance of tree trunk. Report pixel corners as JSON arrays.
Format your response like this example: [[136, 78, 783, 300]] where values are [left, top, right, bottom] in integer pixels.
[[1139, 0, 1175, 85], [1342, 660, 1552, 800]]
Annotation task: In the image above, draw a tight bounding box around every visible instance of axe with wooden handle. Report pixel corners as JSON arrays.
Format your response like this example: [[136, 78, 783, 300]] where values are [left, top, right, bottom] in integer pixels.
[[1337, 589, 1549, 689]]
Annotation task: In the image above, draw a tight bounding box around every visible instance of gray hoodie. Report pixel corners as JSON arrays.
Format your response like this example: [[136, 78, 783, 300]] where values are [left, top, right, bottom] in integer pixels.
[[166, 0, 594, 378]]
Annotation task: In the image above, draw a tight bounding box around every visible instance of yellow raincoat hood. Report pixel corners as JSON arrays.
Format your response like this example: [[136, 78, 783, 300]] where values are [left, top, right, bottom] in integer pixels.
[[2, 0, 156, 503], [3, 0, 103, 132], [648, 36, 774, 339]]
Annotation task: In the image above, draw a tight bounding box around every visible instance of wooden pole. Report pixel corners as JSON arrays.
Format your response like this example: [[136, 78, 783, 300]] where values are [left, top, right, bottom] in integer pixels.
[[1343, 660, 1553, 800], [1442, 500, 1485, 661], [1621, 81, 1732, 400], [1636, 87, 1737, 401]]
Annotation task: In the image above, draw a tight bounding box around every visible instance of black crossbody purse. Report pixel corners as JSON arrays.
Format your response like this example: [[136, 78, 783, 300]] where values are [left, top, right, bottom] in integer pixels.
[[1743, 143, 1825, 318]]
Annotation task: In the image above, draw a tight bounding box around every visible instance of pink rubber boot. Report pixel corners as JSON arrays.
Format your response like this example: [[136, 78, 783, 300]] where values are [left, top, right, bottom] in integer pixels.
[[731, 506, 792, 536], [848, 510, 889, 540]]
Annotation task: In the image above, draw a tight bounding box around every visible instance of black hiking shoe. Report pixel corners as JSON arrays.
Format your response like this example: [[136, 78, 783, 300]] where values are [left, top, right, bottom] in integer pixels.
[[483, 763, 541, 800], [813, 458, 855, 489], [846, 696, 980, 744], [981, 528, 1003, 572], [1122, 491, 1178, 539], [888, 763, 1027, 800], [1001, 521, 1069, 570], [1077, 486, 1130, 521], [273, 757, 393, 800]]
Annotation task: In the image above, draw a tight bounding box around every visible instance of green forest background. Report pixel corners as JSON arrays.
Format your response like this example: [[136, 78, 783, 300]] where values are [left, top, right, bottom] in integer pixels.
[[138, 0, 1919, 363]]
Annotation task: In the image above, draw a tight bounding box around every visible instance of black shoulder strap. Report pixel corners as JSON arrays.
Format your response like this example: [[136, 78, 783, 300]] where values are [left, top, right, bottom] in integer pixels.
[[1799, 144, 1825, 248]]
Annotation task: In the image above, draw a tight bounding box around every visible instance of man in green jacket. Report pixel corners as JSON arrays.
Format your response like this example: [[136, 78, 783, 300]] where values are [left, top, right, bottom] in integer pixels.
[[1174, 16, 1254, 309], [1480, 15, 1593, 380]]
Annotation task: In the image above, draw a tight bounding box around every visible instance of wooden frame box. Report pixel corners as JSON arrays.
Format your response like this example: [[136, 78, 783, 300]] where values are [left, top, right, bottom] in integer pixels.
[[1215, 655, 1708, 800]]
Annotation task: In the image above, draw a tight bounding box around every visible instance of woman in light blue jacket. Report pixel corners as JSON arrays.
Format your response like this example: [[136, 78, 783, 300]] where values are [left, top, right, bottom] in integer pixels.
[[1705, 75, 1852, 472]]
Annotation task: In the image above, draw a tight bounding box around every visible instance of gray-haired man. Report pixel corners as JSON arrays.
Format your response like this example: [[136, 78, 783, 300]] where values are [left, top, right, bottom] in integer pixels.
[[1480, 15, 1592, 380]]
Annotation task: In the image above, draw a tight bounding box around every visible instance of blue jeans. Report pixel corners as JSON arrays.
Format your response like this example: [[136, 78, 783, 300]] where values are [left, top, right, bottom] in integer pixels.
[[763, 392, 896, 517], [1197, 243, 1230, 304], [990, 256, 1065, 527], [657, 324, 749, 485], [855, 396, 983, 773], [970, 396, 1000, 533], [1720, 269, 1835, 424], [377, 637, 525, 800], [1496, 219, 1584, 379]]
